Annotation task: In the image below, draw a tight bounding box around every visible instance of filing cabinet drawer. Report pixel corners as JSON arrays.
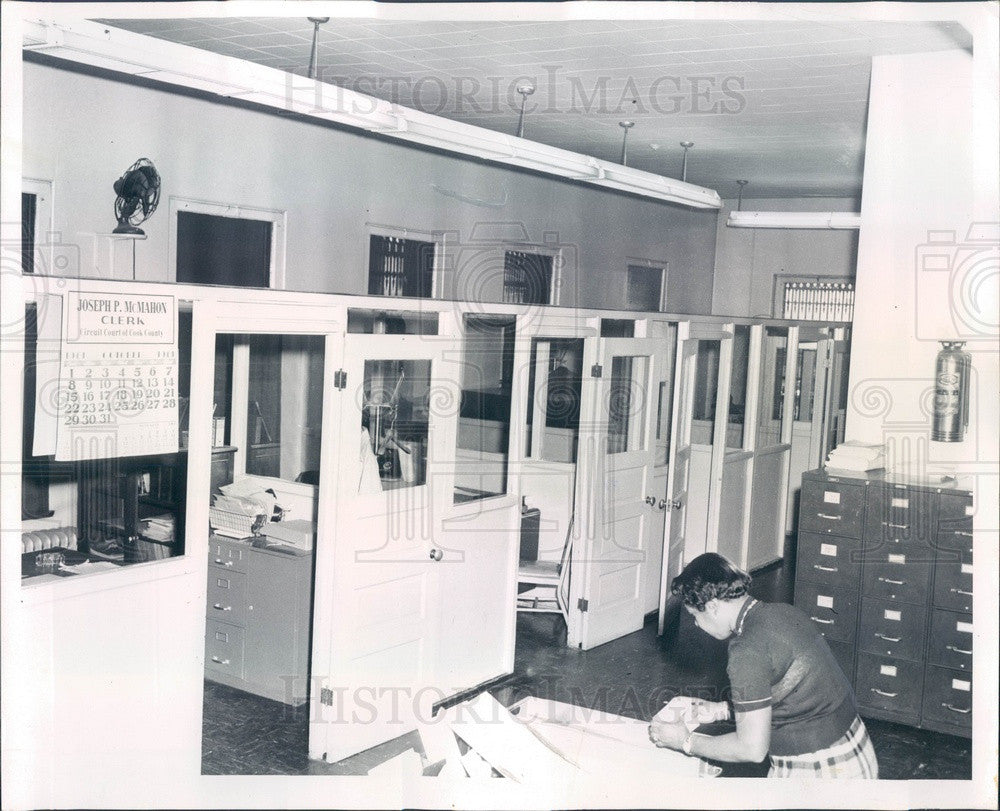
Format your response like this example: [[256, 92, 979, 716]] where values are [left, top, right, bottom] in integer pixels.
[[207, 569, 248, 626], [864, 485, 935, 545], [799, 480, 866, 538], [208, 536, 249, 573], [927, 610, 973, 671], [861, 547, 933, 604], [921, 666, 972, 732], [796, 532, 862, 587], [933, 556, 973, 612], [935, 492, 973, 552], [794, 581, 857, 645], [205, 620, 246, 679], [858, 597, 926, 660], [855, 652, 922, 718]]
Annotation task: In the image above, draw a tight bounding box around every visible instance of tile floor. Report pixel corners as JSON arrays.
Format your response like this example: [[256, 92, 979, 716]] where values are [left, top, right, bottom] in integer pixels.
[[201, 560, 972, 779]]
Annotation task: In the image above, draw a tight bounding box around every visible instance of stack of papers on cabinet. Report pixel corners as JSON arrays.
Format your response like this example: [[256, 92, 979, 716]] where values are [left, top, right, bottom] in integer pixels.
[[826, 440, 885, 472], [139, 514, 174, 542]]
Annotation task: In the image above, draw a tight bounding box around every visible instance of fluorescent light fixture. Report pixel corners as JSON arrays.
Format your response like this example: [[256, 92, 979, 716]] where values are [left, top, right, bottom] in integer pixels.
[[22, 17, 721, 210], [727, 211, 861, 229]]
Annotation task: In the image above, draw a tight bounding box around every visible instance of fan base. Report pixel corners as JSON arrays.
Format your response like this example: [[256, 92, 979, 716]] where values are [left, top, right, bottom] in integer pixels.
[[112, 223, 146, 236]]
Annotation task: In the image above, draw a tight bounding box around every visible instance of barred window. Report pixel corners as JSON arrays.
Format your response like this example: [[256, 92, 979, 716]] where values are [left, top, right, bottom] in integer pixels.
[[368, 235, 435, 298], [502, 250, 553, 305]]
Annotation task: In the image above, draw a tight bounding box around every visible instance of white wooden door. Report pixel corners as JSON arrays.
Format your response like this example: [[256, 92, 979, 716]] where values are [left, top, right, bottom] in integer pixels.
[[310, 332, 447, 763], [642, 322, 678, 613], [658, 329, 699, 633], [570, 337, 662, 650]]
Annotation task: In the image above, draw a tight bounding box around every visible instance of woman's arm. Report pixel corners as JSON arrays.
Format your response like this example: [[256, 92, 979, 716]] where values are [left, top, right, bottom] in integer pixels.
[[650, 706, 771, 763]]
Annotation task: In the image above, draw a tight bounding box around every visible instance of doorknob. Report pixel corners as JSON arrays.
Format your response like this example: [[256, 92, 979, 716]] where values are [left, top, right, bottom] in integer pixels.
[[657, 499, 667, 510], [662, 498, 682, 511], [644, 495, 656, 506], [429, 548, 444, 562]]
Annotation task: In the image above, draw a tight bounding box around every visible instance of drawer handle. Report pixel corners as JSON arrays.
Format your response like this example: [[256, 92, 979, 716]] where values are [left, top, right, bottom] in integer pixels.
[[875, 632, 901, 642], [212, 603, 232, 612], [214, 558, 235, 567], [942, 703, 971, 715], [210, 656, 230, 665], [871, 688, 898, 698], [954, 530, 972, 537], [883, 521, 908, 529], [817, 513, 841, 521], [813, 564, 839, 573], [878, 577, 906, 586], [945, 644, 972, 656], [810, 616, 835, 625], [949, 587, 973, 596]]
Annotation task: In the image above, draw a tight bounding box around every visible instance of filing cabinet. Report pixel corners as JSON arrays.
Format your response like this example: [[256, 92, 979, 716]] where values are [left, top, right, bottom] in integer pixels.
[[794, 470, 973, 737], [205, 535, 314, 706]]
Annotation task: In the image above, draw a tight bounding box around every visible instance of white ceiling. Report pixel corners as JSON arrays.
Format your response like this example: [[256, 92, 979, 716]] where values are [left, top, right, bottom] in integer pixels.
[[99, 15, 971, 199]]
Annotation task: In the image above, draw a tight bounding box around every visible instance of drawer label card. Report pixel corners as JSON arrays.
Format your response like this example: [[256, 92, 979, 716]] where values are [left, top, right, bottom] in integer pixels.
[[216, 578, 230, 589], [215, 631, 228, 642], [816, 595, 834, 609], [952, 679, 971, 692], [884, 609, 902, 621], [823, 491, 841, 504], [880, 665, 897, 677], [964, 505, 973, 516], [888, 553, 906, 565], [891, 497, 909, 509], [956, 621, 973, 634], [820, 543, 838, 557], [961, 563, 973, 575]]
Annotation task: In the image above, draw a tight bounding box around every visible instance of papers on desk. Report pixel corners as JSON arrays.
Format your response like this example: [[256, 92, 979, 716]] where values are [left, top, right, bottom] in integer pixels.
[[58, 560, 120, 575]]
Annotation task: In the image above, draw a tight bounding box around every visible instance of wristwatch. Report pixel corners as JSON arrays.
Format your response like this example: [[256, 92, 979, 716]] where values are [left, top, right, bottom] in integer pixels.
[[681, 731, 695, 756]]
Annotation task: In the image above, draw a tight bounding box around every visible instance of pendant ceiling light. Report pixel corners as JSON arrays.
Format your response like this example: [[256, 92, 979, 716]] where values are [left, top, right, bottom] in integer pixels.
[[680, 141, 694, 182], [515, 83, 535, 139], [619, 121, 635, 166], [307, 17, 329, 80]]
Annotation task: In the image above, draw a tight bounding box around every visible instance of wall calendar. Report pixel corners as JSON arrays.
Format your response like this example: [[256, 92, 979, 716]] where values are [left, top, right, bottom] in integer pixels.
[[53, 291, 179, 461]]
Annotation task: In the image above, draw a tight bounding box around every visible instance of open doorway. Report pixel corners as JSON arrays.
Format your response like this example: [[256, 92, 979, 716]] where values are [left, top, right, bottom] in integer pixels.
[[199, 330, 324, 772]]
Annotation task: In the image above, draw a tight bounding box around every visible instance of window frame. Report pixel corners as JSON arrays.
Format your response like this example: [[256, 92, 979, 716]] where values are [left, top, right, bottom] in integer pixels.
[[624, 256, 668, 312], [365, 223, 444, 300], [168, 197, 286, 289], [502, 244, 562, 306], [22, 178, 54, 275]]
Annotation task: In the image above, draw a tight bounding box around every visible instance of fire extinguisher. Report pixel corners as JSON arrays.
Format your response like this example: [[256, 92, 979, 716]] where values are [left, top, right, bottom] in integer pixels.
[[932, 341, 971, 442]]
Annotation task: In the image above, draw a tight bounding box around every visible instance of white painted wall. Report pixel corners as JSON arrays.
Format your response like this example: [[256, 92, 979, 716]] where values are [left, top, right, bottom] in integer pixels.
[[711, 196, 859, 317], [22, 60, 719, 314], [845, 47, 998, 795]]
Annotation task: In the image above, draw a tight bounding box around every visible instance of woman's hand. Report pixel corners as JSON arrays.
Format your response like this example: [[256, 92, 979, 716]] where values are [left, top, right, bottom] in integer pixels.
[[652, 697, 729, 726], [648, 717, 689, 750]]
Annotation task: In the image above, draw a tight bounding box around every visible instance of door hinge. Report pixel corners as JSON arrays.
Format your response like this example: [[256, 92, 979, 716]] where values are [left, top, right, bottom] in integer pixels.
[[333, 370, 347, 390], [577, 598, 589, 612], [320, 687, 334, 706], [590, 364, 602, 378]]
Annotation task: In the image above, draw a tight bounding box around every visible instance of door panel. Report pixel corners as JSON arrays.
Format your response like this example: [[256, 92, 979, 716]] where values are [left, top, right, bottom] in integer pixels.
[[571, 337, 662, 650], [313, 334, 444, 763]]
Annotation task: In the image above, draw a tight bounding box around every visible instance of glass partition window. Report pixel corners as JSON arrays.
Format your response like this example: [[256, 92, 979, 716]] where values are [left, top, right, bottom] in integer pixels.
[[244, 335, 325, 481], [607, 356, 649, 454], [20, 303, 193, 583], [454, 316, 515, 504], [525, 338, 583, 463], [769, 344, 816, 424], [361, 359, 431, 491], [726, 326, 751, 449], [756, 328, 788, 449], [691, 340, 721, 445]]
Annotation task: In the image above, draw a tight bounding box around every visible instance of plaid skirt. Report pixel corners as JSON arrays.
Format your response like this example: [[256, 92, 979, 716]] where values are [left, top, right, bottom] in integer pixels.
[[768, 716, 878, 778]]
